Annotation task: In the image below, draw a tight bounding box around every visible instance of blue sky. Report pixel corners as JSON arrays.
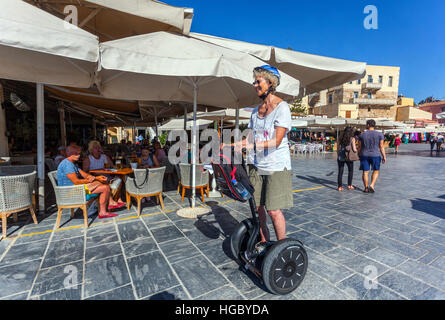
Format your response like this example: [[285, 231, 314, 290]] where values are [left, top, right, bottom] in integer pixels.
[[168, 0, 444, 103]]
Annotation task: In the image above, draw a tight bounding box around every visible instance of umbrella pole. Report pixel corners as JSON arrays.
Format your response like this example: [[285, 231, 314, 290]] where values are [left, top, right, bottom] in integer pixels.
[[37, 83, 45, 213], [154, 107, 158, 138], [0, 84, 7, 156], [191, 84, 197, 208], [184, 105, 187, 131], [235, 108, 239, 131], [57, 103, 67, 147]]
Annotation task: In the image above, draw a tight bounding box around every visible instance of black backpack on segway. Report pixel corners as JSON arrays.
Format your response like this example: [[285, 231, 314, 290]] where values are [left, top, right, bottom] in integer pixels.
[[212, 148, 308, 295]]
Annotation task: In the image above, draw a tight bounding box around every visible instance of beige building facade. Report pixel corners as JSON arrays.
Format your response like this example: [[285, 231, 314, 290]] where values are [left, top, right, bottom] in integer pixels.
[[309, 65, 400, 119]]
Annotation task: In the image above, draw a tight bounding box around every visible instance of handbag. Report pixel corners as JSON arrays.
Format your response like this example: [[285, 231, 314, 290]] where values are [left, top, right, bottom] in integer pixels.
[[345, 140, 359, 161], [133, 168, 149, 189]]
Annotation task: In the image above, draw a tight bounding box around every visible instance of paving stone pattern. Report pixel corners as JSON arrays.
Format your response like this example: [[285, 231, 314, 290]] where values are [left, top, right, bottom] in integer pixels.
[[0, 144, 444, 300]]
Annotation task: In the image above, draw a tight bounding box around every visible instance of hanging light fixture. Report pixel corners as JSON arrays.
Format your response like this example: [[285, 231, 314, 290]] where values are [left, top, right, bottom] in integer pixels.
[[10, 92, 30, 111]]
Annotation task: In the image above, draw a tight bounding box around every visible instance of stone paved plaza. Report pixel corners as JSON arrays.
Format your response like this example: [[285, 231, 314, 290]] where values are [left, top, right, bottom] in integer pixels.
[[0, 143, 444, 300]]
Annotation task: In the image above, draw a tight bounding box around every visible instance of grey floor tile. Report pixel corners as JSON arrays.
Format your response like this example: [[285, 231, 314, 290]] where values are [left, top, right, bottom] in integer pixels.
[[415, 240, 445, 256], [327, 222, 367, 237], [418, 252, 441, 264], [380, 229, 422, 245], [364, 247, 408, 268], [172, 255, 228, 298], [159, 238, 201, 264], [30, 288, 82, 300], [430, 256, 445, 272], [289, 230, 337, 253], [0, 291, 29, 300], [293, 271, 351, 300], [151, 225, 184, 243], [360, 233, 427, 259], [299, 212, 339, 226], [412, 287, 445, 300], [306, 251, 354, 284], [324, 231, 376, 254], [145, 285, 189, 300], [42, 236, 84, 268], [86, 225, 119, 248], [117, 220, 151, 243], [0, 241, 47, 267], [122, 237, 158, 258], [217, 261, 262, 294], [127, 251, 179, 299], [396, 259, 445, 291], [86, 284, 136, 300], [337, 273, 405, 300], [52, 227, 85, 241], [197, 239, 232, 266], [84, 255, 131, 298], [197, 285, 245, 300], [0, 260, 41, 298], [377, 270, 432, 299], [31, 260, 83, 297], [13, 232, 52, 245], [299, 221, 335, 237], [85, 242, 123, 263]]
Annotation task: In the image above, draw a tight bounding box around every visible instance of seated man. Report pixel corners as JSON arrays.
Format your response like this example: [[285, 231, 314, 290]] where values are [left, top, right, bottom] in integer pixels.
[[83, 140, 125, 210], [57, 146, 118, 219]]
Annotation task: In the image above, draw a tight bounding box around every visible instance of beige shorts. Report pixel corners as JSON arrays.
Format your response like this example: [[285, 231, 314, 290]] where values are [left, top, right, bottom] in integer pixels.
[[248, 165, 293, 211]]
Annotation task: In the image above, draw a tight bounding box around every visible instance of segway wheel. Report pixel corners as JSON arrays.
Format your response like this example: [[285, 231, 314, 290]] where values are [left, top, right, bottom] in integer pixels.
[[261, 238, 308, 295], [230, 218, 258, 262]]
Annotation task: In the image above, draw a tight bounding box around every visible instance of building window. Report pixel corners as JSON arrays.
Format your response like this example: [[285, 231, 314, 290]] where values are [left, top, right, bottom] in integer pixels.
[[368, 75, 373, 83], [379, 76, 383, 84], [357, 79, 361, 84], [328, 94, 333, 104], [368, 107, 371, 112], [349, 81, 353, 84], [367, 92, 372, 99], [354, 91, 359, 99], [388, 76, 393, 87], [442, 107, 445, 112]]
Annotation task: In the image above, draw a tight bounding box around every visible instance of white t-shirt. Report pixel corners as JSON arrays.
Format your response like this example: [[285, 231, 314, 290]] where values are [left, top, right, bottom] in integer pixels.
[[248, 101, 292, 172]]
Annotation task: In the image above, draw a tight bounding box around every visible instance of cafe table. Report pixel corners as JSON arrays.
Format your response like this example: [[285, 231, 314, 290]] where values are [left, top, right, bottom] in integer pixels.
[[89, 168, 134, 176]]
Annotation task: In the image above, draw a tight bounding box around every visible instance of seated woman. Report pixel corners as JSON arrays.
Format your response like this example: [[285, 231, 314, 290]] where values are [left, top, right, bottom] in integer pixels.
[[140, 148, 160, 168], [83, 140, 125, 210], [154, 142, 167, 163], [57, 146, 118, 219]]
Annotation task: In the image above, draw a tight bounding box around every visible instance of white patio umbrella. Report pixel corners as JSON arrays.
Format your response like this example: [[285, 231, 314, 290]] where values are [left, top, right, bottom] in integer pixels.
[[158, 118, 213, 131], [97, 31, 300, 212], [436, 112, 445, 119], [191, 32, 366, 95], [0, 0, 99, 212]]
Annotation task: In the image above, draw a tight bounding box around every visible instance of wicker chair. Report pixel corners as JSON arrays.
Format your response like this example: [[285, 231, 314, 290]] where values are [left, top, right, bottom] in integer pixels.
[[48, 171, 98, 229], [0, 172, 38, 238], [125, 167, 166, 216], [179, 163, 209, 203], [0, 165, 37, 210]]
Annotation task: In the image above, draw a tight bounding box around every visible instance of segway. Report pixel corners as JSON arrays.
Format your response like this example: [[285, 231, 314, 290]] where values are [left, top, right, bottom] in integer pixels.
[[212, 150, 308, 295]]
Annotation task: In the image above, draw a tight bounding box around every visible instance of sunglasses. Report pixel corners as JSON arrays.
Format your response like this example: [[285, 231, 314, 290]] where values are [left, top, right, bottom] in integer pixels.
[[252, 79, 263, 86]]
